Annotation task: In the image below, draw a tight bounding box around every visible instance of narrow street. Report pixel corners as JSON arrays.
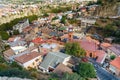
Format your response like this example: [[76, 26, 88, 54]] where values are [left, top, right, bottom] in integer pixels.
[[89, 59, 120, 80]]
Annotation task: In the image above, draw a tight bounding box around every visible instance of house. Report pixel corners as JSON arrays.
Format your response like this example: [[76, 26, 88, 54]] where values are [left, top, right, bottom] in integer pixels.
[[39, 52, 71, 73], [14, 51, 42, 69], [107, 44, 120, 57], [109, 56, 120, 76], [9, 40, 27, 54], [23, 26, 32, 34], [101, 42, 111, 52], [95, 50, 107, 64], [53, 63, 72, 76], [80, 39, 98, 57], [8, 36, 21, 42], [3, 48, 15, 62], [13, 19, 29, 33]]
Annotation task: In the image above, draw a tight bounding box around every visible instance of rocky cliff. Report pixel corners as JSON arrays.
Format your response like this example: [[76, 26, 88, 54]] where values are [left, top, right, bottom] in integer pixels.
[[94, 1, 120, 17]]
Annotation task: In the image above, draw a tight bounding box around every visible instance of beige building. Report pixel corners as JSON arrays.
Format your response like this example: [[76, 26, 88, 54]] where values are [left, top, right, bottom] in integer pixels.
[[14, 51, 42, 69]]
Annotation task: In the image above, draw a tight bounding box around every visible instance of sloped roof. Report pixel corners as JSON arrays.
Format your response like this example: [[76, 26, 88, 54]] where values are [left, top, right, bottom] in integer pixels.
[[110, 56, 120, 70], [108, 44, 120, 56], [14, 51, 41, 64], [3, 49, 15, 57], [40, 52, 70, 70], [32, 37, 44, 44], [95, 50, 107, 64], [80, 39, 98, 52], [53, 63, 72, 75]]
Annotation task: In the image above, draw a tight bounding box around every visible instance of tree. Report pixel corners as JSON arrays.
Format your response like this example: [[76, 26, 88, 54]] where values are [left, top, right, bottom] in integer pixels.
[[61, 73, 85, 80], [60, 16, 66, 24], [10, 61, 23, 70], [0, 68, 31, 78], [110, 55, 116, 60], [13, 30, 19, 35], [0, 31, 9, 40], [65, 42, 86, 57], [76, 62, 96, 78], [43, 13, 49, 17], [0, 36, 5, 52], [49, 73, 85, 80]]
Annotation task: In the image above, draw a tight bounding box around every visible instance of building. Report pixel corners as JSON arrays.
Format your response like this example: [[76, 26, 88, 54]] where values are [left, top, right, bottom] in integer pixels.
[[109, 56, 120, 76], [53, 63, 72, 76], [13, 19, 29, 33], [95, 50, 107, 64], [3, 48, 15, 62], [39, 52, 71, 73], [14, 51, 42, 69], [107, 44, 120, 57]]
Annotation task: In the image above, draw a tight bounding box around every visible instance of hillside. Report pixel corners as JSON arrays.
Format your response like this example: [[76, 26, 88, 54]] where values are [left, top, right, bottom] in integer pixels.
[[94, 0, 120, 17]]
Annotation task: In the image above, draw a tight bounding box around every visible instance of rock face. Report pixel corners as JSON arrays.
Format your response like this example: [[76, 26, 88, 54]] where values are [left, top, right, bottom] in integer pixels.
[[0, 77, 31, 80], [94, 1, 120, 17]]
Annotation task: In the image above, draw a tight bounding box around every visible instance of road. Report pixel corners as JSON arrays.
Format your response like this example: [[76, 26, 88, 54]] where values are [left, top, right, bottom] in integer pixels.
[[89, 59, 120, 80]]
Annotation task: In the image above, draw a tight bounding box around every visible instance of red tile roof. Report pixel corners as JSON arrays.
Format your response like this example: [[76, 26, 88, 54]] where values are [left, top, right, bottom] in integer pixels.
[[14, 51, 41, 64], [101, 42, 111, 48], [110, 57, 120, 70], [32, 37, 44, 44], [80, 39, 98, 52]]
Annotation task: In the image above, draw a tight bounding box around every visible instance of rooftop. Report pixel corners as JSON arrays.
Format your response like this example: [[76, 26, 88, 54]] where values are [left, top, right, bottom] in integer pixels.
[[80, 39, 98, 52], [3, 49, 15, 57], [110, 56, 120, 70], [95, 50, 107, 64], [53, 63, 72, 75], [40, 52, 70, 70], [14, 51, 41, 64], [108, 44, 120, 56]]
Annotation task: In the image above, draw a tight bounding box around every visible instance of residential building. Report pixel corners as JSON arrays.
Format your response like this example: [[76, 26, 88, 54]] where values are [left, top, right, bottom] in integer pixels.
[[14, 51, 42, 69], [109, 56, 120, 76], [3, 48, 15, 62], [107, 44, 120, 57], [53, 63, 72, 76], [39, 52, 71, 73], [13, 19, 29, 33]]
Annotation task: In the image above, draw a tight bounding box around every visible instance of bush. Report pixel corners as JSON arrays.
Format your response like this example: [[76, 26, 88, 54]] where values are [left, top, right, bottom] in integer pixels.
[[110, 55, 116, 60], [10, 61, 23, 70], [76, 62, 96, 78], [13, 30, 19, 35], [65, 42, 86, 57], [0, 31, 9, 40], [0, 68, 31, 78]]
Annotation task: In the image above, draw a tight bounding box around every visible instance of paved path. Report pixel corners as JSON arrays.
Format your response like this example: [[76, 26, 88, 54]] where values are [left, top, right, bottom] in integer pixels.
[[89, 59, 120, 80]]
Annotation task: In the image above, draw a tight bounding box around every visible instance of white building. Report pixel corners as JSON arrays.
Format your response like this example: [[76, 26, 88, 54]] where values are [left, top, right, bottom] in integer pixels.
[[13, 19, 29, 33], [14, 51, 42, 69]]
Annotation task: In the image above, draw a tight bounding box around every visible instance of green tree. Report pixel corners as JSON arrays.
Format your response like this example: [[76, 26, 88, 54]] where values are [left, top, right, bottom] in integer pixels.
[[0, 63, 9, 71], [65, 42, 86, 57], [76, 62, 96, 78], [0, 36, 5, 52], [62, 73, 85, 80], [0, 68, 31, 78], [49, 73, 85, 80], [110, 55, 116, 60], [10, 61, 23, 70], [13, 30, 19, 35], [43, 13, 49, 17], [60, 16, 66, 24], [0, 31, 9, 40]]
